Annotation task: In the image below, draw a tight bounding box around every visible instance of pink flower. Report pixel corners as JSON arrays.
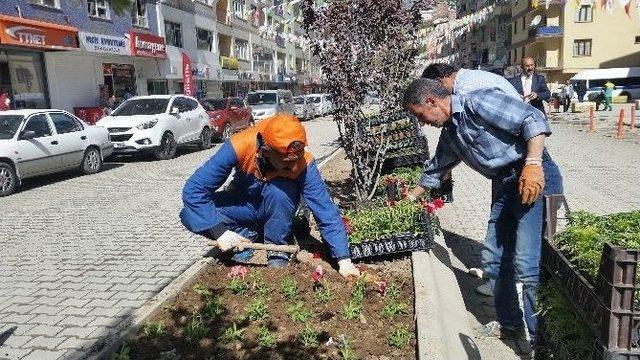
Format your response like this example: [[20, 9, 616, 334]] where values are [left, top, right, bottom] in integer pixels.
[[384, 176, 396, 185], [312, 252, 323, 260], [424, 202, 437, 214], [400, 186, 409, 198], [312, 265, 324, 283], [433, 197, 445, 209], [375, 280, 388, 294], [227, 265, 248, 280]]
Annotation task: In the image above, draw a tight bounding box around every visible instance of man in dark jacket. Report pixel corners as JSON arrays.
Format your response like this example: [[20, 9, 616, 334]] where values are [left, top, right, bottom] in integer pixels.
[[507, 57, 551, 115]]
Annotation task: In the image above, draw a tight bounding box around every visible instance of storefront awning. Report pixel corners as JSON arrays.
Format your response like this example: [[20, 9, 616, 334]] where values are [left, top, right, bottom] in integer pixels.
[[0, 14, 78, 50]]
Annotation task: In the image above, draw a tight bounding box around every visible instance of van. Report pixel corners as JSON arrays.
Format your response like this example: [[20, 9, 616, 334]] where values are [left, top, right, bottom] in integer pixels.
[[246, 90, 295, 121], [570, 67, 640, 102]]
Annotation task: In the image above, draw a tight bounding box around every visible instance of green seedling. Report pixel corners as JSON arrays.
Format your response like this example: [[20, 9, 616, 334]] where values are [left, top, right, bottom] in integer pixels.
[[286, 300, 314, 323], [201, 296, 224, 319], [184, 314, 207, 344], [245, 297, 269, 321], [351, 279, 367, 303], [141, 320, 166, 338], [381, 301, 408, 318], [250, 270, 271, 297], [161, 302, 174, 312], [110, 344, 131, 360], [219, 322, 245, 343], [385, 283, 400, 300], [297, 324, 319, 348], [280, 276, 299, 300], [193, 283, 212, 298], [388, 325, 411, 348], [228, 278, 249, 295], [339, 338, 358, 360], [313, 285, 334, 304], [342, 300, 363, 320], [256, 325, 277, 348]]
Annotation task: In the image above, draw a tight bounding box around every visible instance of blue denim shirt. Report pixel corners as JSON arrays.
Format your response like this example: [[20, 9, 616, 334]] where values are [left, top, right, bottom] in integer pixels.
[[455, 69, 521, 99], [419, 89, 552, 188]]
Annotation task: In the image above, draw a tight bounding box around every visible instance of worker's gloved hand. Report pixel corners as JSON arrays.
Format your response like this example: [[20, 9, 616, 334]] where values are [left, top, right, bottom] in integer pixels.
[[518, 164, 545, 205], [216, 230, 251, 252], [338, 259, 360, 279]]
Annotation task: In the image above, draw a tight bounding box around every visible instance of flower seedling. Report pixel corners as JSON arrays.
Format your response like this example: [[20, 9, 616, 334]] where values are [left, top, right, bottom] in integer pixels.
[[192, 283, 212, 298], [249, 270, 270, 297], [311, 265, 324, 283], [280, 276, 299, 300], [245, 297, 269, 321], [184, 314, 207, 344], [385, 282, 400, 300], [388, 325, 411, 349], [342, 300, 363, 320], [219, 322, 245, 343], [110, 344, 131, 360], [374, 280, 388, 295], [287, 300, 314, 323], [381, 301, 408, 318], [351, 279, 367, 303], [313, 283, 335, 304], [227, 265, 249, 280], [256, 325, 277, 348], [201, 296, 224, 319], [141, 320, 166, 338], [298, 324, 319, 348], [338, 337, 358, 360], [228, 278, 249, 295]]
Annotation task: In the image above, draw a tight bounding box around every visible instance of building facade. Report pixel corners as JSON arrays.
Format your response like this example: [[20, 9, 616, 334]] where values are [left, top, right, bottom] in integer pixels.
[[509, 0, 640, 82]]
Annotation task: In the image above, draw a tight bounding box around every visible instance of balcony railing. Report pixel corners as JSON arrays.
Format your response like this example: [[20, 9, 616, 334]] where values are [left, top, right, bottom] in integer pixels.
[[220, 56, 239, 70], [529, 26, 563, 39]]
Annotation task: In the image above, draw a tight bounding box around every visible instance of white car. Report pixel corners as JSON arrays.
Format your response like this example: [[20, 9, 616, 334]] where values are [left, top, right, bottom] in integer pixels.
[[0, 109, 113, 197], [247, 90, 295, 122], [97, 95, 212, 160]]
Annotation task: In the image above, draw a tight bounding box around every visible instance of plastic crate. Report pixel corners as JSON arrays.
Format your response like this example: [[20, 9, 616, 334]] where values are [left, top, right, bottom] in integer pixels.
[[349, 210, 433, 260], [382, 151, 430, 170]]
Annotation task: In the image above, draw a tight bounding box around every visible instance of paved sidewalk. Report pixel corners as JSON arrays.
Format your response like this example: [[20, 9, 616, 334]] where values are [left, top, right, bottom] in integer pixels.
[[422, 118, 640, 359], [0, 117, 339, 360]]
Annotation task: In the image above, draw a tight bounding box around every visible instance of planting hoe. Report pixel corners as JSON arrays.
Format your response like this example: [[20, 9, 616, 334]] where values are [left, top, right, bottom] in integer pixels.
[[208, 240, 301, 260]]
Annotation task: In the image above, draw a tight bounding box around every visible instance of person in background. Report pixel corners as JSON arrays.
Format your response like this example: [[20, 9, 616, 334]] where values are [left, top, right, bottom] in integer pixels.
[[604, 80, 615, 111], [507, 57, 551, 115], [561, 80, 575, 113], [0, 91, 11, 111], [576, 80, 587, 103]]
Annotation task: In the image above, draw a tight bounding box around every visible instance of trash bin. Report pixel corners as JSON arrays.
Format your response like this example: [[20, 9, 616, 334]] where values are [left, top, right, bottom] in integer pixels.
[[74, 107, 106, 125]]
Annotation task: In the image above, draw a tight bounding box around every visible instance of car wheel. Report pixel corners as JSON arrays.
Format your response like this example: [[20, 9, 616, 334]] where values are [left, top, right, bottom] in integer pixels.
[[222, 123, 233, 141], [200, 127, 212, 150], [0, 162, 17, 197], [81, 147, 102, 175], [154, 132, 177, 160]]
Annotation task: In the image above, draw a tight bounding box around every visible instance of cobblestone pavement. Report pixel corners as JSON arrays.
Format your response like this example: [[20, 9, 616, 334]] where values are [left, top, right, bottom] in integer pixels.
[[0, 116, 339, 360], [422, 117, 640, 359]]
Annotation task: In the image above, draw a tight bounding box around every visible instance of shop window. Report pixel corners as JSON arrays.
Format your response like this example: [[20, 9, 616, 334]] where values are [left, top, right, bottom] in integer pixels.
[[50, 113, 83, 134], [132, 0, 148, 27], [147, 80, 168, 95], [87, 0, 110, 19], [573, 39, 592, 56], [196, 28, 213, 51], [576, 5, 593, 22], [165, 21, 183, 48], [29, 0, 60, 8], [234, 39, 249, 60], [23, 115, 52, 138]]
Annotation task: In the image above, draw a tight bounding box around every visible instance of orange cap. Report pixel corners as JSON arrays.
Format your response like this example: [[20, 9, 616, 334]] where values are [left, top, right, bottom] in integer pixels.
[[261, 113, 307, 156]]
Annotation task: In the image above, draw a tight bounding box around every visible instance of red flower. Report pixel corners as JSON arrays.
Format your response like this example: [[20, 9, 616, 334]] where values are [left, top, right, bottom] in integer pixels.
[[375, 280, 388, 294], [385, 199, 396, 207], [400, 185, 409, 198], [312, 252, 323, 260], [424, 202, 437, 214], [384, 176, 396, 185], [342, 217, 354, 235], [312, 265, 324, 283], [433, 197, 445, 209]]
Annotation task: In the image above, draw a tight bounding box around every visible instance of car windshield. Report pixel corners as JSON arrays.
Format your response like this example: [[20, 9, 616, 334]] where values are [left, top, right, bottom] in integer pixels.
[[111, 99, 169, 116], [294, 97, 304, 104], [0, 115, 24, 140], [202, 99, 226, 111], [246, 93, 277, 105]]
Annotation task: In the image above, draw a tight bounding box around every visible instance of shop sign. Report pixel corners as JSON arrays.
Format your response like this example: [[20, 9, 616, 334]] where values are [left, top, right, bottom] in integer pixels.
[[130, 31, 166, 58], [79, 32, 129, 56], [0, 14, 78, 50], [193, 65, 211, 79], [182, 53, 194, 97]]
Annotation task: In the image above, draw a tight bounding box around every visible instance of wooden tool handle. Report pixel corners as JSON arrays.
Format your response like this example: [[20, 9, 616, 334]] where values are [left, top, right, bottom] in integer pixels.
[[208, 241, 300, 254]]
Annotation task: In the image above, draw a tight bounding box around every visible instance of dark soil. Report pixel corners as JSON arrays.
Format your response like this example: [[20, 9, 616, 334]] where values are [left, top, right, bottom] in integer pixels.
[[123, 261, 415, 360]]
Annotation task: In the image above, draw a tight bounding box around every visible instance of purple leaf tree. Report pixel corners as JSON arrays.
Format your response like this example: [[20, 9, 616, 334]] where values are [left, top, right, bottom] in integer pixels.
[[301, 0, 429, 202]]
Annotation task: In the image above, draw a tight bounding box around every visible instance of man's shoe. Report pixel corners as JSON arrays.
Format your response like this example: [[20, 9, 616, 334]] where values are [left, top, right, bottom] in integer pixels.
[[231, 249, 255, 264], [480, 321, 527, 340], [475, 281, 494, 297]]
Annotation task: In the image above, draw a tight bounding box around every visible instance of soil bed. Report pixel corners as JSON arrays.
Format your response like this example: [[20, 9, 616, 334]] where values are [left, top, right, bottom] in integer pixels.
[[120, 152, 417, 360]]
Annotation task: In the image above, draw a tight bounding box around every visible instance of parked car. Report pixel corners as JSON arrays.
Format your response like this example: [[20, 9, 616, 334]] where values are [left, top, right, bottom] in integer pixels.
[[200, 97, 253, 142], [293, 95, 315, 121], [246, 90, 295, 121], [306, 94, 325, 117], [96, 95, 211, 160], [0, 109, 112, 197]]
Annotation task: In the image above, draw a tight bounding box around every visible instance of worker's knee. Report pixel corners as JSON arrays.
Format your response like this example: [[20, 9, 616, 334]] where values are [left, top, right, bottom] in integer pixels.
[[261, 179, 300, 214]]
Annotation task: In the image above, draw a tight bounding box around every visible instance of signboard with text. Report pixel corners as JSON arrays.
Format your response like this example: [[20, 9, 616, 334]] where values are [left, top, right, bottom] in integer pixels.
[[0, 14, 78, 50], [182, 53, 194, 97], [79, 32, 129, 56], [129, 31, 166, 58]]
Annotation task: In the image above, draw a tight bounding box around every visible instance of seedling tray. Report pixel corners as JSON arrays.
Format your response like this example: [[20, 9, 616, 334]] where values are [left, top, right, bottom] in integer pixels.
[[383, 151, 430, 170]]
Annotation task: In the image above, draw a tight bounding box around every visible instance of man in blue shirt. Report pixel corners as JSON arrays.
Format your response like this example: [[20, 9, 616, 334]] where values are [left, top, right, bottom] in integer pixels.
[[403, 78, 563, 346]]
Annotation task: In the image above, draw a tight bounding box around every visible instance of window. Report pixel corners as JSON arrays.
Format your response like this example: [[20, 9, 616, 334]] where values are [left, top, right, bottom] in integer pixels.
[[165, 21, 183, 48], [635, 35, 640, 43], [234, 38, 249, 60], [29, 0, 59, 8], [147, 80, 168, 95], [576, 5, 593, 22], [23, 114, 52, 138], [88, 0, 110, 19], [196, 28, 213, 51], [513, 22, 517, 35], [50, 113, 83, 134], [132, 0, 148, 27], [573, 39, 592, 56], [233, 0, 245, 19], [173, 97, 198, 113]]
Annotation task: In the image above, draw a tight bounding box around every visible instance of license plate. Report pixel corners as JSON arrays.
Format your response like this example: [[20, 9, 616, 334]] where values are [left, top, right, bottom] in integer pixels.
[[113, 142, 125, 148]]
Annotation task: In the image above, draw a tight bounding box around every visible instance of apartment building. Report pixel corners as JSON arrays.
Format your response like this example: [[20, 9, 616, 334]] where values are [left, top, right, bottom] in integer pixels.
[[509, 0, 640, 82]]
